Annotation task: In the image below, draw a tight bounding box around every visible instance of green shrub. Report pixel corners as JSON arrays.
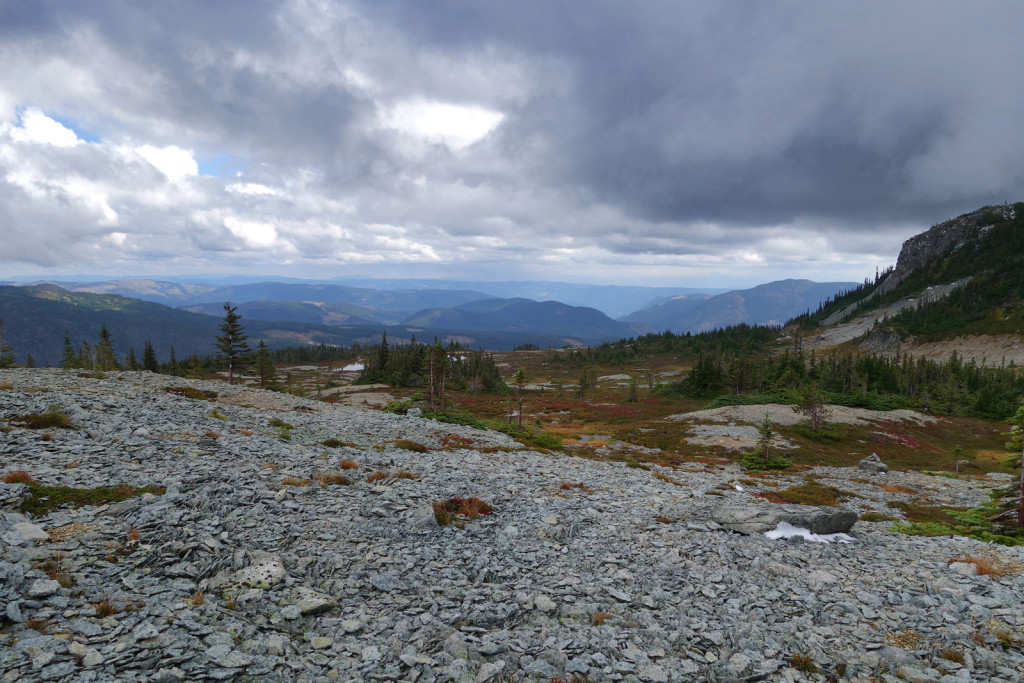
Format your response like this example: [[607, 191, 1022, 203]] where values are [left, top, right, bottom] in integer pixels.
[[422, 410, 488, 430], [164, 386, 217, 401], [531, 432, 564, 450], [383, 400, 413, 415], [859, 512, 896, 522], [702, 393, 793, 409], [739, 451, 791, 471], [393, 439, 428, 453], [322, 438, 356, 448], [16, 405, 72, 430]]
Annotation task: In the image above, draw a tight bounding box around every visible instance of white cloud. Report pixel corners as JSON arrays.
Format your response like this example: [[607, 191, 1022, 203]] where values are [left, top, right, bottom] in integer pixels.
[[224, 216, 278, 248], [380, 99, 504, 150], [136, 145, 198, 182], [10, 108, 80, 147], [227, 182, 279, 196]]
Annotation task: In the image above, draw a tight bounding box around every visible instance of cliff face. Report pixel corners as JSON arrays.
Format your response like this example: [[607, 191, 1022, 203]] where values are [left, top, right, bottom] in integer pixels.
[[878, 205, 1015, 296]]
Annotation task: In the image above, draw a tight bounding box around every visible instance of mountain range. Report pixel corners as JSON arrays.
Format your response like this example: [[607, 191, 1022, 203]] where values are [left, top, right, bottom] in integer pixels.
[[623, 279, 859, 334]]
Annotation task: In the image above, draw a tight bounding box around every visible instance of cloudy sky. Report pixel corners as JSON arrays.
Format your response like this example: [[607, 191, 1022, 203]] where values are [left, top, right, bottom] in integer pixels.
[[1, 1, 1022, 288]]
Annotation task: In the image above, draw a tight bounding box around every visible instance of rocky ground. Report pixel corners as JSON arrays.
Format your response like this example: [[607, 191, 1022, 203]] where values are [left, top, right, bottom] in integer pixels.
[[2, 369, 1024, 682]]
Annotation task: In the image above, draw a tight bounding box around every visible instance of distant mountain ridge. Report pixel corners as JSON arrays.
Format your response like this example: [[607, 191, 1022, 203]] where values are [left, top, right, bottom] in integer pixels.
[[622, 279, 857, 333], [402, 297, 651, 340]]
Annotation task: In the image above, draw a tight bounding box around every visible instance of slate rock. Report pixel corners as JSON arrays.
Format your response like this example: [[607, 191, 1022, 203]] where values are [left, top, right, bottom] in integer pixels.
[[711, 503, 857, 535], [859, 453, 890, 473], [27, 578, 62, 598]]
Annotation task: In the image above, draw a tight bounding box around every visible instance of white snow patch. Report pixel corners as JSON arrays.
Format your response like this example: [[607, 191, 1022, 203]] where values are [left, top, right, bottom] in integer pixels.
[[764, 521, 855, 544], [342, 363, 364, 371]]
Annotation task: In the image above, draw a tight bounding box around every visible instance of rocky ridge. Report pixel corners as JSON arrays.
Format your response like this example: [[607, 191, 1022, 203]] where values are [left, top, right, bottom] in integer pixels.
[[1, 369, 1024, 682]]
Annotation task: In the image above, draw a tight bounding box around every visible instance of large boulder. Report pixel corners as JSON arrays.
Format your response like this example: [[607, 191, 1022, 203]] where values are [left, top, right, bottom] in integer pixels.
[[859, 453, 889, 473], [712, 504, 858, 535]]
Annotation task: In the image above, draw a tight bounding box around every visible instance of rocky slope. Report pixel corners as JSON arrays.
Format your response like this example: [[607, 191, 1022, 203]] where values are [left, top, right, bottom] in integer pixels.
[[2, 370, 1024, 682]]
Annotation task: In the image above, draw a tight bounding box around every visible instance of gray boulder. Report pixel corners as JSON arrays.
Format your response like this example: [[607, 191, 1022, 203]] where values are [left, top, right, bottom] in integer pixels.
[[859, 453, 889, 473], [712, 504, 858, 535]]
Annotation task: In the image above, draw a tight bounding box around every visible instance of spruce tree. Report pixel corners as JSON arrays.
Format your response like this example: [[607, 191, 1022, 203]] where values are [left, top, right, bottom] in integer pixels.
[[94, 324, 118, 371], [0, 320, 15, 369], [61, 332, 78, 369], [142, 340, 159, 372], [189, 354, 203, 380], [255, 340, 276, 388], [216, 303, 251, 385], [126, 346, 139, 371]]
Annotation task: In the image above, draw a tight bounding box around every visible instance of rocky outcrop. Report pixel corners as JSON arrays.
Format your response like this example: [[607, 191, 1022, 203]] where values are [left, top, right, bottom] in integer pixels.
[[859, 453, 890, 473], [878, 205, 1013, 297], [711, 504, 858, 535]]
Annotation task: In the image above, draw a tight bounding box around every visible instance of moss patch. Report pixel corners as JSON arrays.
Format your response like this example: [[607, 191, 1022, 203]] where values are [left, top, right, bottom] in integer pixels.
[[21, 483, 165, 515]]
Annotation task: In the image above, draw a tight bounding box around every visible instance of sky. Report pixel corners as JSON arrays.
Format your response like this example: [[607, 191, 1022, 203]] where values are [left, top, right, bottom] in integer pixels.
[[1, 0, 1022, 289]]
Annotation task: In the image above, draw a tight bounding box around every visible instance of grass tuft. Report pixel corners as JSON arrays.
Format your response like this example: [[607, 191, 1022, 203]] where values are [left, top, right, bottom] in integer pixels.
[[394, 439, 428, 452], [433, 496, 493, 527], [3, 470, 38, 485], [314, 471, 351, 487], [859, 512, 896, 522], [338, 459, 359, 470], [93, 596, 120, 618], [322, 438, 356, 448], [25, 617, 49, 634], [281, 476, 312, 487], [788, 653, 820, 674], [164, 386, 217, 400], [14, 405, 72, 430]]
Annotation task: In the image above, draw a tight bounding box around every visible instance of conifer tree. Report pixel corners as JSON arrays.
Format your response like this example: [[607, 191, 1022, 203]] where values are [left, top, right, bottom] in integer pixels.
[[189, 354, 203, 380], [255, 339, 276, 388], [126, 346, 140, 371], [142, 340, 159, 372], [216, 303, 251, 385], [94, 324, 119, 371], [997, 405, 1024, 531], [512, 368, 527, 427], [0, 320, 15, 369], [77, 340, 94, 369], [61, 332, 78, 369]]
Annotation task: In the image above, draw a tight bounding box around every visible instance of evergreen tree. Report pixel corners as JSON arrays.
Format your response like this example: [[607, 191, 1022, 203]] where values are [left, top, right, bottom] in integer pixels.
[[169, 346, 178, 376], [0, 320, 15, 368], [255, 340, 276, 388], [94, 324, 119, 371], [61, 332, 78, 369], [512, 368, 527, 427], [126, 346, 140, 371], [77, 340, 94, 369], [189, 354, 203, 380], [997, 405, 1024, 531], [142, 340, 159, 372], [216, 303, 251, 385]]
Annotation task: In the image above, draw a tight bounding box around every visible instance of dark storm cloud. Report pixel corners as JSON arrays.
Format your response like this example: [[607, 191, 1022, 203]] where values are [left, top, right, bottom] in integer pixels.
[[2, 0, 1023, 284], [357, 0, 1024, 226]]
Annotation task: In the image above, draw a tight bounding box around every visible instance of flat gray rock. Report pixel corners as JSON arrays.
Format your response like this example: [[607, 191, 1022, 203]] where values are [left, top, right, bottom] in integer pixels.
[[712, 503, 858, 535]]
